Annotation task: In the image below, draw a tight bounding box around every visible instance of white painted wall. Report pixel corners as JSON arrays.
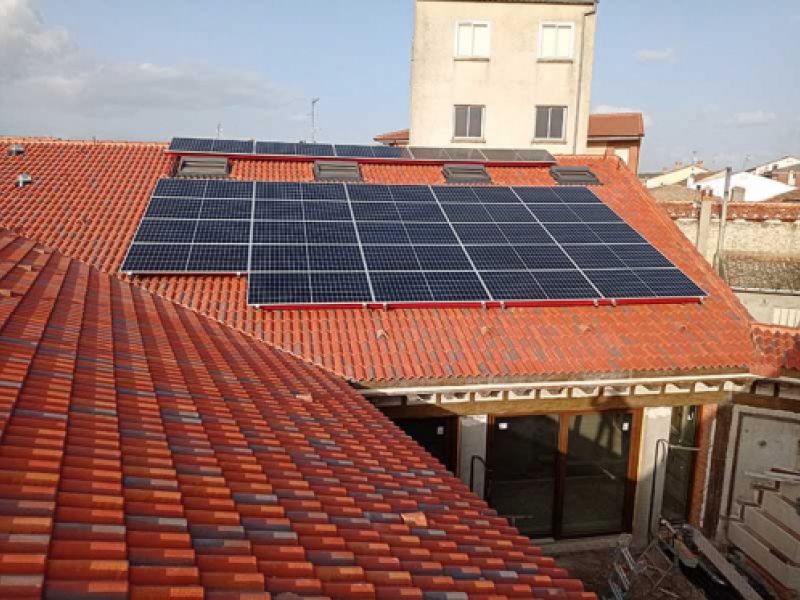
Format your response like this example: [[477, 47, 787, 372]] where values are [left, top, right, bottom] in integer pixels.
[[753, 156, 800, 176], [459, 415, 488, 499], [632, 406, 673, 547], [693, 171, 796, 202], [409, 0, 596, 152], [645, 164, 708, 189]]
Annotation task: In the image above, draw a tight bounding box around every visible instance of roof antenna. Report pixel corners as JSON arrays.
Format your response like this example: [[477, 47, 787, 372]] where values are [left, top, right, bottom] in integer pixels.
[[311, 98, 320, 144], [216, 123, 223, 139]]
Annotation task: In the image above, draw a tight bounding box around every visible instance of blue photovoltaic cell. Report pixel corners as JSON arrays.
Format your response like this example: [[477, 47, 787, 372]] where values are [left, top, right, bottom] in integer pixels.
[[305, 222, 358, 244], [254, 201, 304, 221], [590, 223, 646, 244], [499, 223, 552, 244], [611, 245, 673, 268], [563, 245, 626, 270], [372, 272, 433, 302], [302, 183, 347, 200], [352, 202, 401, 222], [127, 177, 705, 304], [569, 204, 623, 223], [371, 146, 408, 159], [405, 224, 458, 244], [135, 220, 196, 243], [486, 204, 537, 223], [546, 224, 602, 244], [432, 186, 480, 203], [391, 186, 437, 203], [348, 184, 393, 202], [254, 141, 298, 156], [553, 187, 603, 203], [122, 244, 190, 272], [310, 272, 372, 302], [170, 138, 215, 152], [357, 223, 410, 245], [252, 221, 305, 244], [308, 245, 364, 270], [303, 201, 351, 221], [467, 246, 525, 270], [441, 204, 493, 223], [298, 143, 335, 157], [154, 178, 206, 197], [631, 269, 705, 297], [454, 224, 508, 244], [363, 246, 420, 271], [250, 245, 307, 271], [212, 139, 253, 154], [396, 203, 446, 222], [514, 245, 575, 270], [256, 182, 303, 200], [194, 220, 251, 244], [513, 187, 561, 203], [471, 187, 520, 203], [532, 271, 598, 299], [200, 200, 253, 220], [145, 198, 203, 219], [187, 245, 249, 271], [248, 272, 311, 304], [526, 204, 580, 223], [482, 272, 547, 300], [584, 270, 653, 298], [205, 180, 253, 199], [335, 144, 376, 158], [425, 272, 488, 301], [414, 246, 472, 271]]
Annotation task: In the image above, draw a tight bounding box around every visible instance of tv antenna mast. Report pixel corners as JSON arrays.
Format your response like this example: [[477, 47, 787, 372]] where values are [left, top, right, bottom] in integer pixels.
[[311, 98, 320, 143]]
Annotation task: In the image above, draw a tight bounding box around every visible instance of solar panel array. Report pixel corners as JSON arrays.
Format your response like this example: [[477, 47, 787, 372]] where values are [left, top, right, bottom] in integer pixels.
[[122, 179, 706, 307], [168, 137, 557, 164]]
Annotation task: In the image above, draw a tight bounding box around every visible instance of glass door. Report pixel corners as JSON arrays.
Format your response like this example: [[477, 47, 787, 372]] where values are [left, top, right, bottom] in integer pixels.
[[561, 412, 633, 536], [487, 415, 560, 537]]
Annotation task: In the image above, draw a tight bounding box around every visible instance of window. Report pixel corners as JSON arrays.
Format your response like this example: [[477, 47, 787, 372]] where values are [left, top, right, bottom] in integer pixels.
[[535, 106, 567, 140], [456, 21, 490, 58], [539, 22, 574, 59], [443, 163, 491, 184], [176, 156, 229, 178], [454, 105, 485, 140], [313, 161, 362, 182]]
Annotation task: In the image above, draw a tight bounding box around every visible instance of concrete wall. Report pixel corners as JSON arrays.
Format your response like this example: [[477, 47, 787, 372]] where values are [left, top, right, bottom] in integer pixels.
[[674, 217, 800, 262], [459, 414, 488, 499], [631, 406, 672, 547], [409, 0, 596, 152], [718, 405, 800, 541], [735, 291, 800, 326]]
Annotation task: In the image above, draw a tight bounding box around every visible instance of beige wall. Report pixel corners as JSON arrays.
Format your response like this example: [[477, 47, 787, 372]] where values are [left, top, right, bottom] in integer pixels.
[[409, 0, 596, 152], [645, 165, 707, 189]]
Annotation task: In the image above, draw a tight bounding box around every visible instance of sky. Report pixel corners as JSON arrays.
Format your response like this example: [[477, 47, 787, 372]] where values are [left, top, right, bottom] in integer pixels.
[[1, 0, 798, 172]]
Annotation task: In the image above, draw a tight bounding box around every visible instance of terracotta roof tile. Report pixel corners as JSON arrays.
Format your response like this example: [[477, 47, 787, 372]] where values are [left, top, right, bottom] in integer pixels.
[[0, 139, 757, 384], [0, 227, 595, 598], [587, 113, 645, 139]]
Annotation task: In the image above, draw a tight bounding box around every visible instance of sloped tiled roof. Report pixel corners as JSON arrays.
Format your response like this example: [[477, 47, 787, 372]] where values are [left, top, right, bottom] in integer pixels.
[[723, 252, 800, 292], [373, 129, 409, 144], [0, 138, 757, 385], [587, 113, 644, 139], [0, 227, 594, 599], [751, 324, 800, 377]]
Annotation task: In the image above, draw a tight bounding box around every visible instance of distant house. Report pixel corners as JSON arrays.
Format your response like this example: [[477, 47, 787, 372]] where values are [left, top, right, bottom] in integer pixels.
[[763, 162, 800, 187], [644, 161, 708, 189], [749, 155, 800, 176], [586, 112, 645, 173], [373, 128, 409, 147], [694, 170, 796, 202]]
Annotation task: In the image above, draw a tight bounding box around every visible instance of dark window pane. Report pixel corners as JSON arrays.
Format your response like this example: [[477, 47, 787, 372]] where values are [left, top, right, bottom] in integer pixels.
[[535, 107, 550, 139], [454, 106, 468, 138]]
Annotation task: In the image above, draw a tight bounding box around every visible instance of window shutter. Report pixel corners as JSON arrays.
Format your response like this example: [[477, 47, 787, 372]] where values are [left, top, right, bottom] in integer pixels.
[[457, 23, 472, 56], [454, 106, 469, 138], [550, 107, 565, 138], [555, 25, 573, 58], [535, 108, 550, 139], [541, 25, 558, 58]]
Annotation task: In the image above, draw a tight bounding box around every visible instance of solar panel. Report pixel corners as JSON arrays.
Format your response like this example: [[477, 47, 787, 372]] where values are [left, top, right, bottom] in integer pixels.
[[170, 138, 214, 152], [212, 139, 253, 154], [126, 178, 706, 306]]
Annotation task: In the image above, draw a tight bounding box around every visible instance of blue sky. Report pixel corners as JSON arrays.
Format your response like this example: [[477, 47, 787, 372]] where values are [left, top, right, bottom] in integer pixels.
[[1, 0, 798, 171]]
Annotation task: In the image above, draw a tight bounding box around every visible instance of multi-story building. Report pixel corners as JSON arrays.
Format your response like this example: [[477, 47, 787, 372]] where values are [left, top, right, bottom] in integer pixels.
[[409, 0, 598, 153]]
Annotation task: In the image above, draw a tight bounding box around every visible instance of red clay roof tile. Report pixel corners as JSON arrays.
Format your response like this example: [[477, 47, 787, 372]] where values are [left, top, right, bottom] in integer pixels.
[[0, 227, 595, 598], [0, 139, 756, 384]]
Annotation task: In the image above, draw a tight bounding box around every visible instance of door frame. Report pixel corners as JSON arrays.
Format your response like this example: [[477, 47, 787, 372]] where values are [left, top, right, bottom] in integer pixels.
[[487, 408, 643, 538]]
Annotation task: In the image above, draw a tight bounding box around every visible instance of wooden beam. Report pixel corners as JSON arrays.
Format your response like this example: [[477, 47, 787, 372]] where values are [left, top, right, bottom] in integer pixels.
[[733, 393, 800, 413]]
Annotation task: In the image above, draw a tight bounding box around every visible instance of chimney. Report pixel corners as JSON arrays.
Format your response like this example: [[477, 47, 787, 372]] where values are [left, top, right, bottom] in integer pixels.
[[16, 174, 33, 188], [696, 189, 714, 258], [789, 170, 797, 187], [731, 186, 746, 202]]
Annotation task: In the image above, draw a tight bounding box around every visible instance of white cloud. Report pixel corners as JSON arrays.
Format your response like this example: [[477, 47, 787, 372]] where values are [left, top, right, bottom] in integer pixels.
[[594, 104, 653, 128], [0, 0, 300, 135], [634, 48, 676, 63], [734, 110, 777, 126]]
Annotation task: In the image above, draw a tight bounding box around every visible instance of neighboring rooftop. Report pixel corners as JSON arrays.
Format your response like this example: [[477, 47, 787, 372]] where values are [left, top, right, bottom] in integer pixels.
[[587, 113, 644, 140], [0, 138, 757, 386], [373, 129, 410, 147], [723, 252, 800, 293], [752, 324, 800, 377], [0, 226, 594, 599]]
